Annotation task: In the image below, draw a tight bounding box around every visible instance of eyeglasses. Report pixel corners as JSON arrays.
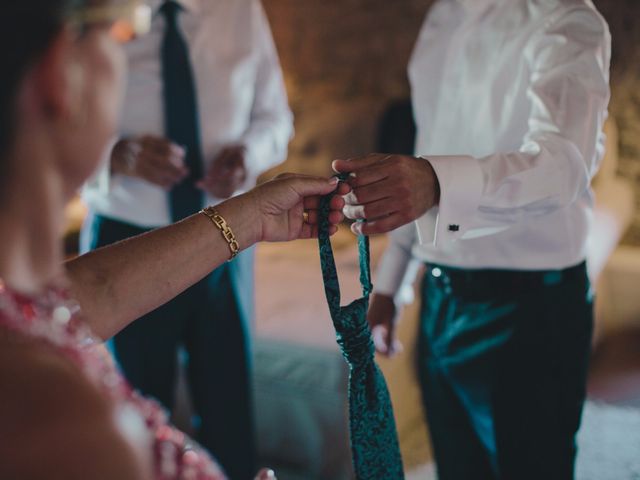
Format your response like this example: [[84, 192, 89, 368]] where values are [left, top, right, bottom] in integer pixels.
[[69, 1, 152, 44]]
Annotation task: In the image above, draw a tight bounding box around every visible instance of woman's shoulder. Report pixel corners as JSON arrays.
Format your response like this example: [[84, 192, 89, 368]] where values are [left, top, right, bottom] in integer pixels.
[[0, 337, 108, 421], [0, 339, 148, 479]]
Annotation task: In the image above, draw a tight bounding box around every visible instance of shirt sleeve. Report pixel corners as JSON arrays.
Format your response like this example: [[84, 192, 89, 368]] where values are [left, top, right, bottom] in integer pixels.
[[239, 0, 294, 186], [374, 222, 419, 300], [418, 6, 611, 246], [81, 137, 120, 200]]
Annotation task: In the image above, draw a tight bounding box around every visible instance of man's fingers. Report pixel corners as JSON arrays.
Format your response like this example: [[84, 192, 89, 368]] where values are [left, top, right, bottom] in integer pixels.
[[141, 135, 185, 158], [343, 198, 396, 221], [144, 152, 189, 179], [144, 136, 185, 156], [345, 163, 393, 190], [371, 325, 392, 356], [230, 164, 247, 183], [351, 213, 404, 236], [207, 166, 245, 187], [223, 152, 245, 169], [336, 181, 351, 196], [139, 164, 177, 189], [213, 149, 234, 169], [386, 318, 398, 356], [200, 169, 222, 188], [332, 154, 386, 174], [371, 324, 402, 357], [347, 180, 397, 206]]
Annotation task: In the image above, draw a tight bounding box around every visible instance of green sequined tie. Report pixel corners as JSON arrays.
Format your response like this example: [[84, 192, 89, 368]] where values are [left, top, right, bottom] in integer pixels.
[[317, 177, 405, 480]]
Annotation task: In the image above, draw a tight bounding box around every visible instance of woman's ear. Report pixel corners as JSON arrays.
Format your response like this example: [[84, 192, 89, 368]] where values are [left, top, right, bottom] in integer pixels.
[[31, 27, 86, 124]]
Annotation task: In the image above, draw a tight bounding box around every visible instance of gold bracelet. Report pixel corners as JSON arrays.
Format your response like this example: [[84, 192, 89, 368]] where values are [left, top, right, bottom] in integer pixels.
[[201, 206, 240, 261]]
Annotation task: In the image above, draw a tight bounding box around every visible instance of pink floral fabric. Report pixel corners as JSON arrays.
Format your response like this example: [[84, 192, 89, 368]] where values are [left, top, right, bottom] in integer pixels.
[[0, 280, 226, 480]]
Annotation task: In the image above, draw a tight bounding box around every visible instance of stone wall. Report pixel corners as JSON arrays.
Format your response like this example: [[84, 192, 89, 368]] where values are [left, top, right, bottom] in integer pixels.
[[262, 0, 640, 243], [262, 0, 434, 178], [597, 0, 640, 244]]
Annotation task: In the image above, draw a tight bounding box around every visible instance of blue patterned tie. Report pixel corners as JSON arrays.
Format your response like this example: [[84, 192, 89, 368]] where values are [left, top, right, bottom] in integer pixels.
[[318, 176, 405, 480], [160, 0, 204, 222]]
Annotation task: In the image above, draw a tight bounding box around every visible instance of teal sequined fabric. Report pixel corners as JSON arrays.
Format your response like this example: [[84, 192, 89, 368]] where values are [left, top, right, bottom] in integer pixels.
[[317, 177, 405, 480]]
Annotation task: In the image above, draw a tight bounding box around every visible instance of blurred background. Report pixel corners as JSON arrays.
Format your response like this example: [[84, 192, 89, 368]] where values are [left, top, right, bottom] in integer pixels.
[[64, 1, 640, 478]]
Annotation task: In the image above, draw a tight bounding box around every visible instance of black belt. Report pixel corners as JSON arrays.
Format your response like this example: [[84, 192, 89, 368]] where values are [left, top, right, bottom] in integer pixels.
[[425, 261, 588, 296]]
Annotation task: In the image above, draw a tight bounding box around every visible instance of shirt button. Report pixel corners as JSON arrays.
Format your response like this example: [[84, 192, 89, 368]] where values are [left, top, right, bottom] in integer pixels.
[[448, 224, 460, 232]]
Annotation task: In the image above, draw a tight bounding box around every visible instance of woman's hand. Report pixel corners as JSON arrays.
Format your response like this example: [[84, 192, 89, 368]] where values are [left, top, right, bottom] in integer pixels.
[[245, 174, 349, 243]]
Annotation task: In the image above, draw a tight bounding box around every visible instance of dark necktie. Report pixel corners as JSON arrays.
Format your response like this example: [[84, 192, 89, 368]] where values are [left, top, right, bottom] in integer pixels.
[[318, 178, 405, 480], [160, 0, 204, 222]]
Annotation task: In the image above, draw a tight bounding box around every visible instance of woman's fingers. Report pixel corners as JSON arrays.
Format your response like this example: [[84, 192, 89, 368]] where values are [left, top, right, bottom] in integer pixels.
[[303, 192, 345, 210], [287, 175, 339, 197], [328, 210, 344, 225], [298, 222, 339, 240], [299, 210, 343, 229]]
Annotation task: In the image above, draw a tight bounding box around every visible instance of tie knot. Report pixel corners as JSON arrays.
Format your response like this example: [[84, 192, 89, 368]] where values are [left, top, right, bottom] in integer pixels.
[[160, 0, 181, 22]]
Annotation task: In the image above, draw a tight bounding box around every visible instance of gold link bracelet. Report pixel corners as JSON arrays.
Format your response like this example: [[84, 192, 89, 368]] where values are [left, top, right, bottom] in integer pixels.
[[201, 207, 240, 261]]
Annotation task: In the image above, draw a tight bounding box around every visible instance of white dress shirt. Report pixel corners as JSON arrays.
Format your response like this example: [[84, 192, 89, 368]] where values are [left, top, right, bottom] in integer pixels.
[[376, 0, 611, 297], [82, 0, 293, 227]]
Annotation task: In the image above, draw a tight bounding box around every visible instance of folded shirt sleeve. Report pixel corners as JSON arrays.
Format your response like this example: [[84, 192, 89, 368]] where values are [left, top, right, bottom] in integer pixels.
[[239, 0, 294, 188], [374, 222, 419, 301], [417, 6, 611, 246], [82, 136, 120, 200]]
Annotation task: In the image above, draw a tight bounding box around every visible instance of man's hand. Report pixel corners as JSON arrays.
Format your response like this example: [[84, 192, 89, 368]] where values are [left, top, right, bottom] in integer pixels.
[[333, 154, 440, 235], [111, 135, 189, 189], [197, 145, 248, 199], [368, 293, 402, 357]]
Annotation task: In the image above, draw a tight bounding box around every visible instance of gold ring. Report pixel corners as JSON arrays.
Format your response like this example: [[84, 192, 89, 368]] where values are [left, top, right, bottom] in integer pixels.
[[302, 211, 310, 223]]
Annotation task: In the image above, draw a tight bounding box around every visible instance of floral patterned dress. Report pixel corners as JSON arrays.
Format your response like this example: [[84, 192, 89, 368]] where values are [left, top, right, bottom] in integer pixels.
[[0, 280, 226, 480]]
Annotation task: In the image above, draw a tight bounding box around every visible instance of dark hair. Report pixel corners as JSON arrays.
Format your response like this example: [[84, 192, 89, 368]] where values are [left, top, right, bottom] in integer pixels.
[[0, 1, 92, 188]]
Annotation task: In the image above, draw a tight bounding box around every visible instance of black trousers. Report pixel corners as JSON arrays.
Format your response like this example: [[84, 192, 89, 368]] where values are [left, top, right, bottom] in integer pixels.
[[87, 214, 256, 480], [417, 262, 593, 480]]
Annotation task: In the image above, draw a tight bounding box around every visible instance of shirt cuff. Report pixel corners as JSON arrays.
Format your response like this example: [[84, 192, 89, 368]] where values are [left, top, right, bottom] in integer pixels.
[[84, 137, 120, 196], [374, 240, 414, 298], [416, 155, 484, 246], [239, 130, 274, 179]]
